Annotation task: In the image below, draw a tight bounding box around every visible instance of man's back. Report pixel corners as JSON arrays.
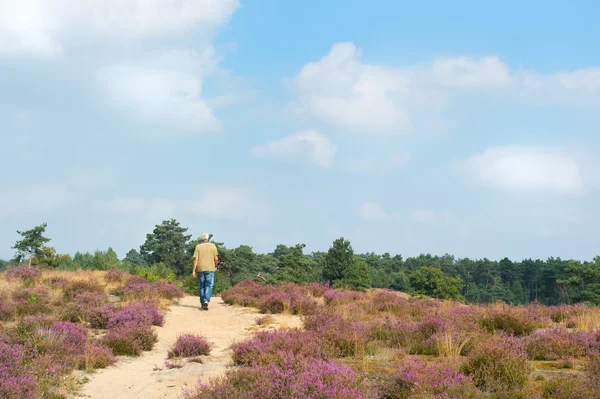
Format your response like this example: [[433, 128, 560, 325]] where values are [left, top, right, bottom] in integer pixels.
[[194, 242, 218, 272]]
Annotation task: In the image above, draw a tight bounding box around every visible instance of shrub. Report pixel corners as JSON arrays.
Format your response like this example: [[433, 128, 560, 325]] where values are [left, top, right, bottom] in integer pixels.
[[480, 303, 540, 336], [100, 325, 157, 356], [307, 281, 329, 297], [154, 281, 185, 300], [524, 326, 589, 360], [87, 305, 114, 329], [168, 333, 211, 358], [289, 294, 318, 316], [0, 300, 15, 321], [303, 310, 371, 357], [78, 341, 116, 371], [104, 269, 125, 284], [12, 286, 51, 316], [60, 291, 109, 325], [42, 276, 69, 289], [584, 352, 600, 395], [541, 376, 589, 399], [259, 291, 290, 314], [370, 290, 411, 315], [63, 279, 105, 300], [379, 357, 479, 399], [255, 315, 273, 326], [0, 343, 39, 399], [462, 334, 531, 393], [50, 321, 87, 353], [5, 265, 42, 285], [182, 353, 377, 399], [106, 302, 164, 329], [231, 329, 333, 366]]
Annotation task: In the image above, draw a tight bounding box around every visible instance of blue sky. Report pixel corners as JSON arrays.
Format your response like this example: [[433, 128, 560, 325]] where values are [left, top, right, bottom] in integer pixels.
[[1, 0, 599, 262]]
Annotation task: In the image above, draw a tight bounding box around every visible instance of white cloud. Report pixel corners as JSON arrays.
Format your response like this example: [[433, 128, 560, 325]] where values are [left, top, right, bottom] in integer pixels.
[[289, 42, 600, 135], [0, 0, 240, 56], [431, 56, 512, 89], [97, 48, 220, 132], [250, 130, 337, 168], [184, 187, 270, 224], [411, 209, 435, 223], [359, 202, 387, 223], [454, 145, 584, 195]]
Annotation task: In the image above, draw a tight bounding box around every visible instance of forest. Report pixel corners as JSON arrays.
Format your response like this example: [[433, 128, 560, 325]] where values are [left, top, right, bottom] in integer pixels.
[[2, 219, 599, 307]]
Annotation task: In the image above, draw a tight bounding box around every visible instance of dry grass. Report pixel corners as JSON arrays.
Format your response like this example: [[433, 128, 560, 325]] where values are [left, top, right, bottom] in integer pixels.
[[0, 278, 21, 298], [434, 330, 474, 358], [573, 308, 600, 332]]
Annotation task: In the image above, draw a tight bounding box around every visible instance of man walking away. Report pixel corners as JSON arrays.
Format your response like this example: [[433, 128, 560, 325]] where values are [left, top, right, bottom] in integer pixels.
[[192, 232, 218, 310]]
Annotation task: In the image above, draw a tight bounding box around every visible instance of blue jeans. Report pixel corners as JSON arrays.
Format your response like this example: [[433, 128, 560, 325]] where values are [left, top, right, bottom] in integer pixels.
[[197, 271, 215, 304]]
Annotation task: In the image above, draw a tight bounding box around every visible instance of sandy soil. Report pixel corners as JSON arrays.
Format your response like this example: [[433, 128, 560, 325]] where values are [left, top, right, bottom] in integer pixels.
[[73, 295, 302, 399]]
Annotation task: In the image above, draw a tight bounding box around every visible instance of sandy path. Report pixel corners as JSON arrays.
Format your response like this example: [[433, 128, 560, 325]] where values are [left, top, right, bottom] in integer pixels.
[[74, 296, 301, 399]]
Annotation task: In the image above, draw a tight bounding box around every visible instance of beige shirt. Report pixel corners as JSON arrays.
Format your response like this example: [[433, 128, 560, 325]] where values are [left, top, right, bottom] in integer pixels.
[[193, 242, 218, 272]]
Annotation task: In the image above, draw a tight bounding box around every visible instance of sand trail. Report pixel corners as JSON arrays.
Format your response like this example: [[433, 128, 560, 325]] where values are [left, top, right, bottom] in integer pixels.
[[74, 295, 301, 399]]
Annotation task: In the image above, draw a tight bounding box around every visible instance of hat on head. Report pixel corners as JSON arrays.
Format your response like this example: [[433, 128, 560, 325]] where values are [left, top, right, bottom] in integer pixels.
[[200, 232, 209, 241]]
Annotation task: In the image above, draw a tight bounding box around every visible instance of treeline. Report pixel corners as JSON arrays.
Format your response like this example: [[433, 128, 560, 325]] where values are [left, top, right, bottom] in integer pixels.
[[2, 219, 600, 306]]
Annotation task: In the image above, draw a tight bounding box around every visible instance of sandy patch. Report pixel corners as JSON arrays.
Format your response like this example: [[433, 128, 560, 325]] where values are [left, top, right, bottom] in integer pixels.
[[73, 295, 301, 399]]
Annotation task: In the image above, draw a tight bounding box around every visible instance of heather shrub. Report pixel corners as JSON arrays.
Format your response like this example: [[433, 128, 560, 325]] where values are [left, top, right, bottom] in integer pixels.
[[101, 324, 157, 356], [78, 341, 116, 371], [374, 316, 418, 349], [87, 305, 115, 329], [168, 333, 211, 358], [231, 329, 333, 366], [182, 353, 377, 399], [0, 342, 39, 399], [104, 269, 125, 284], [255, 315, 273, 326], [462, 334, 531, 393], [12, 315, 57, 342], [304, 310, 371, 357], [154, 280, 185, 300], [60, 290, 110, 324], [12, 286, 51, 316], [43, 276, 69, 289], [541, 376, 589, 399], [370, 290, 411, 315], [583, 352, 600, 394], [379, 357, 480, 399], [307, 281, 329, 297], [324, 288, 366, 306], [63, 279, 105, 300], [289, 294, 318, 316], [259, 291, 290, 314], [106, 302, 164, 329], [524, 326, 589, 360], [113, 277, 156, 300], [0, 300, 15, 321], [50, 321, 87, 352], [220, 279, 278, 308], [5, 265, 42, 285], [480, 304, 540, 336]]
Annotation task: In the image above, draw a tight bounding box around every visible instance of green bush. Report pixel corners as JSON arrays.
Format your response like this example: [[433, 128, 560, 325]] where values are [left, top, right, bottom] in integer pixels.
[[130, 263, 176, 283]]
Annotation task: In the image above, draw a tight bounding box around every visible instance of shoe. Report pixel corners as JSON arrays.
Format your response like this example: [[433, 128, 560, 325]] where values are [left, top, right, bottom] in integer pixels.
[[202, 303, 208, 311], [200, 302, 205, 310]]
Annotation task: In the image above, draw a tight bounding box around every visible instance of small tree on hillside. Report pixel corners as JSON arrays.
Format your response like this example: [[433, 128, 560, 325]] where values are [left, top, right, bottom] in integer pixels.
[[322, 237, 355, 284], [140, 219, 191, 276], [12, 223, 51, 266], [409, 266, 464, 301]]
